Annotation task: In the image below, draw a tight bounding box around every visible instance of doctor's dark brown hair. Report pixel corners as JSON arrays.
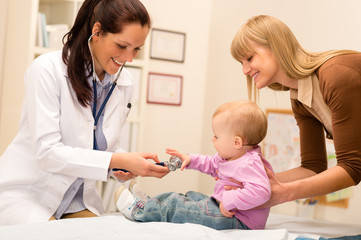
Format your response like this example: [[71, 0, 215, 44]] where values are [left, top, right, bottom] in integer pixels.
[[62, 0, 151, 107]]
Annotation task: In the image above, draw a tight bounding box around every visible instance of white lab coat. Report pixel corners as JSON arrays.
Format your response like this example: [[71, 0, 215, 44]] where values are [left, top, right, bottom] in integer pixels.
[[0, 51, 133, 225]]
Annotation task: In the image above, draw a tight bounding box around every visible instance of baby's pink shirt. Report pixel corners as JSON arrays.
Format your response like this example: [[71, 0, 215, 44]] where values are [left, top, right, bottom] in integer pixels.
[[187, 146, 273, 229]]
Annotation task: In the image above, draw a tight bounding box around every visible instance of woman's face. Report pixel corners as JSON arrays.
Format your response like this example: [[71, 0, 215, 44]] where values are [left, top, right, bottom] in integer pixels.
[[239, 41, 281, 89], [91, 23, 149, 79]]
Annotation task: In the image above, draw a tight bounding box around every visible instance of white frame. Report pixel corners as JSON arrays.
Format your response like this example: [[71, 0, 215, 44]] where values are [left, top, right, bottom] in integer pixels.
[[147, 72, 182, 106], [150, 28, 186, 63]]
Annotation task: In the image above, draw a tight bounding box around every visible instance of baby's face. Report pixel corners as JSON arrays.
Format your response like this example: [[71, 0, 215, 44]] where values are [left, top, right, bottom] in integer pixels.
[[211, 113, 239, 160]]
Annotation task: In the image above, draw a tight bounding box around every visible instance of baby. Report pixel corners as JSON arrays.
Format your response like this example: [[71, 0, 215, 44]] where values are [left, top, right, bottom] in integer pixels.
[[115, 100, 273, 230]]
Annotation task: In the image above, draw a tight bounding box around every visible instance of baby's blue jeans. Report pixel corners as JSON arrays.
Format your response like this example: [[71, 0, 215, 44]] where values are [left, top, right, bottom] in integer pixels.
[[133, 191, 250, 230]]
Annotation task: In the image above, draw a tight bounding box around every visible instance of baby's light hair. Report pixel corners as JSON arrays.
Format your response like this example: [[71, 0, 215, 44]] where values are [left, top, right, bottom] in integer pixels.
[[213, 100, 267, 145]]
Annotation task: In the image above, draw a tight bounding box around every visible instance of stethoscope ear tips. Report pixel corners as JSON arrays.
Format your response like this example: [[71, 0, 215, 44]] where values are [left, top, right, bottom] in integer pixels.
[[89, 32, 100, 40]]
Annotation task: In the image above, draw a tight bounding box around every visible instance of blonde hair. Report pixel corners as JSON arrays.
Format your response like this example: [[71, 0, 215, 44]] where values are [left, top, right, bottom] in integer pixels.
[[230, 15, 358, 101], [213, 100, 267, 145]]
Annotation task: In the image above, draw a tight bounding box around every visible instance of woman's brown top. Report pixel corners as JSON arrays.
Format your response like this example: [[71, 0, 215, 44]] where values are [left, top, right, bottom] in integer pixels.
[[290, 53, 361, 184]]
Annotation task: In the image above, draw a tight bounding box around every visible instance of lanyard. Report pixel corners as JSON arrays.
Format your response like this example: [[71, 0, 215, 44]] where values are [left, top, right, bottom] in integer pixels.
[[92, 65, 125, 150], [92, 80, 116, 150]]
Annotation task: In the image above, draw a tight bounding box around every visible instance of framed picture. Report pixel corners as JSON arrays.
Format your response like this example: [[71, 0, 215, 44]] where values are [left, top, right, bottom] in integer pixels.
[[263, 109, 299, 173], [150, 28, 186, 63], [147, 72, 182, 106]]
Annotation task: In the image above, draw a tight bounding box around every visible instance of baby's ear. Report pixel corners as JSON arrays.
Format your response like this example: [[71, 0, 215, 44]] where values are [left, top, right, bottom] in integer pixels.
[[234, 136, 243, 149]]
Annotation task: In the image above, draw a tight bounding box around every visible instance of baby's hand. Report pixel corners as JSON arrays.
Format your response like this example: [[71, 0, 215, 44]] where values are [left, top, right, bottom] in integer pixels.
[[214, 170, 220, 181], [165, 148, 191, 170], [219, 202, 235, 218], [224, 178, 244, 190]]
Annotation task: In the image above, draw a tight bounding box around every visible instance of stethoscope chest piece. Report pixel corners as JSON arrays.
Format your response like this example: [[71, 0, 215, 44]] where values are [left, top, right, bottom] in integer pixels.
[[166, 156, 182, 171]]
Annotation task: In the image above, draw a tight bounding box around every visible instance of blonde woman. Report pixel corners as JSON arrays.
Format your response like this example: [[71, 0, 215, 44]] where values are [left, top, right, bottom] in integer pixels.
[[230, 15, 361, 208]]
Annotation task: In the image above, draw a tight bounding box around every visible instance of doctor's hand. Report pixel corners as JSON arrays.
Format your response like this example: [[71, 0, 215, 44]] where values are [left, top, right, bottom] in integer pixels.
[[113, 170, 137, 181], [110, 152, 170, 178]]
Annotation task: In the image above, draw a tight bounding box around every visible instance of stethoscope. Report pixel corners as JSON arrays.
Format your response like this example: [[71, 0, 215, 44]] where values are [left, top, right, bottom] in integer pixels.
[[88, 32, 126, 150], [87, 33, 183, 173]]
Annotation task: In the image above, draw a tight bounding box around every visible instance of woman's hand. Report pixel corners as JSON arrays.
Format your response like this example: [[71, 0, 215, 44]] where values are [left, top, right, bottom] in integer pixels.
[[222, 166, 288, 209], [110, 152, 170, 178], [255, 166, 288, 208], [165, 148, 191, 170]]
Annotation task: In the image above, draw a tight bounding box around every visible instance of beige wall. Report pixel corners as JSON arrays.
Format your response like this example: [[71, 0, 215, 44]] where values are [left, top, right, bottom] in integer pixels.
[[0, 0, 9, 135], [0, 0, 37, 153], [137, 0, 213, 196]]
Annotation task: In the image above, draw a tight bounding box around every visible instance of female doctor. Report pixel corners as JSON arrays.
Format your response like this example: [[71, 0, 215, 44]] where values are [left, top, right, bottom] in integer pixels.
[[0, 0, 169, 225]]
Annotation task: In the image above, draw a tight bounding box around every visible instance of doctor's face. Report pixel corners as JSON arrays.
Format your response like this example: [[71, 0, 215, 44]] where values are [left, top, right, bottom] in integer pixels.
[[239, 41, 281, 89], [91, 23, 149, 79]]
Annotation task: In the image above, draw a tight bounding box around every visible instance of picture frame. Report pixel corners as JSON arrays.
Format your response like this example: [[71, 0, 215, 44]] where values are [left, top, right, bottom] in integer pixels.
[[150, 28, 186, 63], [147, 72, 183, 106]]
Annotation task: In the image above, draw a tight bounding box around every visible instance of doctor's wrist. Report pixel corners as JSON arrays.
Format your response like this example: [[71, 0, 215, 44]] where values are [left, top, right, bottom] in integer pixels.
[[109, 152, 127, 169]]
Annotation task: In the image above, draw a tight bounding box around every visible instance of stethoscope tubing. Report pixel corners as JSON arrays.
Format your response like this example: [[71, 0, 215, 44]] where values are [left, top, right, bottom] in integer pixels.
[[88, 33, 126, 150]]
